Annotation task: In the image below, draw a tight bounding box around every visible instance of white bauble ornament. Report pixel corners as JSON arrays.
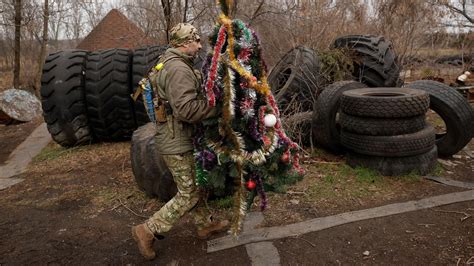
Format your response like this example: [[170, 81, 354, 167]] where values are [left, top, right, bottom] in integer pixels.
[[264, 114, 277, 127]]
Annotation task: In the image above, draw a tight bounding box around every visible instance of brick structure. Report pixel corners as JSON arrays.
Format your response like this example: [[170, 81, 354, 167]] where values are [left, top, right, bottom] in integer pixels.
[[76, 9, 155, 51]]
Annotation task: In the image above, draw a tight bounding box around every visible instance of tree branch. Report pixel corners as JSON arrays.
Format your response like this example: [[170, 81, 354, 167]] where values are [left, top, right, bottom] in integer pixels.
[[248, 0, 265, 26], [432, 0, 474, 24]]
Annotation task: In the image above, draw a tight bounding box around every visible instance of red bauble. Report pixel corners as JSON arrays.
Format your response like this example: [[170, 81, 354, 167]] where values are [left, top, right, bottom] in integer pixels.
[[281, 152, 290, 164], [246, 180, 256, 190]]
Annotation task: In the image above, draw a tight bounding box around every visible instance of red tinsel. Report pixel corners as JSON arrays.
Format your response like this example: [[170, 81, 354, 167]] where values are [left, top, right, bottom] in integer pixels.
[[258, 105, 270, 145], [205, 25, 227, 107], [265, 94, 304, 175]]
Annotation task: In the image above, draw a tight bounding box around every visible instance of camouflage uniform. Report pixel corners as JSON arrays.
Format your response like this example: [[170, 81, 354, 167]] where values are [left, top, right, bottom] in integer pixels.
[[146, 152, 212, 234], [145, 24, 216, 236]]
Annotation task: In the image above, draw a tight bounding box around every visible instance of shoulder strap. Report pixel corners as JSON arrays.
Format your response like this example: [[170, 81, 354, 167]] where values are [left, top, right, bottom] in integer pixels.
[[152, 55, 199, 88]]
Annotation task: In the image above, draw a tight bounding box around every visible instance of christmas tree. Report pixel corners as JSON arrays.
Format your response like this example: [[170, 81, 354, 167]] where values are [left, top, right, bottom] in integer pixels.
[[194, 0, 304, 235]]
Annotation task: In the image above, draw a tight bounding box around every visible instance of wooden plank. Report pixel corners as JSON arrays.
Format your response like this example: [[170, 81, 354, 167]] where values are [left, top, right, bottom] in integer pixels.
[[425, 176, 474, 189], [207, 190, 474, 253]]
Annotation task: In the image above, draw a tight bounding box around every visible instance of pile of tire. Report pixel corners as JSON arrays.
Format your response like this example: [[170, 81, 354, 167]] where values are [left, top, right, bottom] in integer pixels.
[[339, 87, 437, 176], [268, 35, 402, 108], [40, 46, 166, 147], [312, 80, 473, 161]]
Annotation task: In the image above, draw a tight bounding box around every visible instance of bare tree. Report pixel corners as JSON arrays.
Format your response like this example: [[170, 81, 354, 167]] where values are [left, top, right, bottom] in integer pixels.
[[373, 0, 443, 65], [35, 0, 48, 93], [13, 0, 21, 88], [78, 0, 106, 29], [430, 0, 474, 27], [119, 0, 203, 43], [161, 0, 171, 42], [64, 0, 85, 42]]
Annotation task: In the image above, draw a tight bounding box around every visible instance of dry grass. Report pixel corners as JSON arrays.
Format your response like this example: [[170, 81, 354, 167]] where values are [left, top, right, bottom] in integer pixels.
[[258, 148, 454, 227], [1, 136, 461, 230], [3, 142, 157, 213], [414, 48, 471, 58]]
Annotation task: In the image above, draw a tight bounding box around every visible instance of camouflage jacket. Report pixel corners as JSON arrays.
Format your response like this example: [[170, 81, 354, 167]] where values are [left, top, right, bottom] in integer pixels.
[[150, 48, 216, 154]]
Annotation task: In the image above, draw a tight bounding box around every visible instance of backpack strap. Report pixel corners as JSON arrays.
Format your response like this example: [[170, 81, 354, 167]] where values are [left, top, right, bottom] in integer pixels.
[[130, 56, 179, 101]]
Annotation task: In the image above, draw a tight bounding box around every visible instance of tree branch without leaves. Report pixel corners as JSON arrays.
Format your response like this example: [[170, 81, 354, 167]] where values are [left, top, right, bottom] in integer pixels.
[[431, 0, 473, 25]]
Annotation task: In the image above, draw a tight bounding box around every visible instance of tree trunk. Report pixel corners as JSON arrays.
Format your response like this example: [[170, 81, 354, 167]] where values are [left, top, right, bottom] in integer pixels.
[[161, 0, 171, 42], [35, 0, 49, 95], [183, 0, 188, 22], [13, 0, 22, 89]]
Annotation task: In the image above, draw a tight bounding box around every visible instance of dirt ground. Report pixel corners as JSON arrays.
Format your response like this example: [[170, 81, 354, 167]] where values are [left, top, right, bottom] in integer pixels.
[[0, 110, 473, 264], [276, 200, 474, 265]]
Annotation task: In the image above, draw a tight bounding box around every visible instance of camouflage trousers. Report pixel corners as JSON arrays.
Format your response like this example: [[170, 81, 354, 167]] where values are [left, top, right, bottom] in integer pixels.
[[146, 152, 212, 235]]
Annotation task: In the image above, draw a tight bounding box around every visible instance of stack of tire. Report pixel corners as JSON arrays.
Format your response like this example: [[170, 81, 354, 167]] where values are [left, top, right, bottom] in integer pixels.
[[40, 46, 166, 147], [339, 87, 437, 176]]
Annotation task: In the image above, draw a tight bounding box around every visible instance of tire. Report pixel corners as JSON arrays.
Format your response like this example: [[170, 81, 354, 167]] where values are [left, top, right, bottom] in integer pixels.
[[340, 87, 429, 118], [404, 80, 474, 157], [435, 54, 473, 65], [131, 45, 168, 126], [85, 48, 136, 141], [312, 80, 367, 153], [341, 125, 435, 157], [339, 113, 426, 136], [130, 123, 177, 201], [332, 35, 402, 87], [268, 46, 322, 114], [41, 49, 93, 147], [346, 146, 438, 176]]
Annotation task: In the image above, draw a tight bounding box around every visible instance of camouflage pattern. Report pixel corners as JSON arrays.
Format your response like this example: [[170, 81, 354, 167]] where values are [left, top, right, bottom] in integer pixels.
[[146, 152, 212, 234], [169, 23, 200, 48]]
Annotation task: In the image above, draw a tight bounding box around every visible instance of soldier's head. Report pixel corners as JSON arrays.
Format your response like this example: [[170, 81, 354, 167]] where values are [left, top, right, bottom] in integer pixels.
[[170, 23, 202, 58]]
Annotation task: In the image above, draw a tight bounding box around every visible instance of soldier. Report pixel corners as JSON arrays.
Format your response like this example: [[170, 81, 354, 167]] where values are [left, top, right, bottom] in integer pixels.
[[131, 23, 229, 260]]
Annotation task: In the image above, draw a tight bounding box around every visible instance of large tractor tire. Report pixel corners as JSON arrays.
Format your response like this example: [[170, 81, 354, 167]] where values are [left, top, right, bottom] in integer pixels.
[[130, 123, 177, 201], [85, 48, 136, 141], [41, 49, 93, 147], [131, 45, 168, 126], [332, 35, 402, 87], [404, 80, 474, 157], [312, 80, 367, 153], [268, 46, 322, 114]]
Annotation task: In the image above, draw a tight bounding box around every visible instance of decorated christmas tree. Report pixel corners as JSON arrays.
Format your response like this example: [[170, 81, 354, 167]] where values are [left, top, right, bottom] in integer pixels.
[[194, 0, 304, 235]]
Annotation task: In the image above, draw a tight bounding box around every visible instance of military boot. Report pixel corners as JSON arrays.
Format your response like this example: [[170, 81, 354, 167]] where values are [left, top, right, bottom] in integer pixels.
[[197, 220, 230, 239], [131, 223, 156, 260]]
